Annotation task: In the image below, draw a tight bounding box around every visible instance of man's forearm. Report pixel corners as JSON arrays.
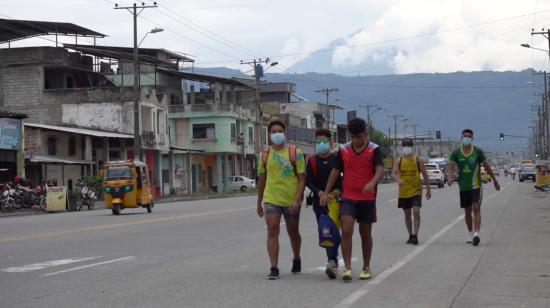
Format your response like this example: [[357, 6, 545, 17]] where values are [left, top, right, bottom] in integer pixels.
[[294, 174, 306, 202], [324, 169, 339, 194], [370, 166, 385, 185], [257, 175, 266, 203]]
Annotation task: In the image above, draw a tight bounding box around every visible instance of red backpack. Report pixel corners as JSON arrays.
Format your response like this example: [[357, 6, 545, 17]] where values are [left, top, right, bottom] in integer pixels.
[[261, 145, 298, 177]]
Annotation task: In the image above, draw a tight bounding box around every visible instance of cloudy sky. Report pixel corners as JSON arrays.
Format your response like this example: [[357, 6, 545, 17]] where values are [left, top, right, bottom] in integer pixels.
[[3, 0, 550, 74]]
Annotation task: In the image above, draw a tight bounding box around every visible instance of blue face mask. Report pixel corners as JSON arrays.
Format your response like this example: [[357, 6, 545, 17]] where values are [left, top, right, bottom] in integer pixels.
[[271, 133, 286, 145], [316, 142, 330, 154], [462, 137, 472, 146]]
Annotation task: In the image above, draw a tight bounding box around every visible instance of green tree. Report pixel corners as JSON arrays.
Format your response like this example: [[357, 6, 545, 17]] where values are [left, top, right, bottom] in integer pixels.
[[370, 127, 391, 156]]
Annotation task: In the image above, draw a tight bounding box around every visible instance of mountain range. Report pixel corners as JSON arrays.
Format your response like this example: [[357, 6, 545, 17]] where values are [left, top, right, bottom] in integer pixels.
[[196, 66, 536, 154]]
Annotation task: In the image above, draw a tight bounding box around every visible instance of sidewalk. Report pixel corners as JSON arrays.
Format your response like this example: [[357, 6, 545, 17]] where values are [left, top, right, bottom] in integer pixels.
[[452, 184, 550, 307]]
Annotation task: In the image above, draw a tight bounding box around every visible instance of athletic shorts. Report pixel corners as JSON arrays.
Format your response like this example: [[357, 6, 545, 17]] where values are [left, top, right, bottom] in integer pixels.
[[398, 195, 422, 209], [339, 198, 377, 224], [264, 203, 300, 220], [459, 189, 482, 208]]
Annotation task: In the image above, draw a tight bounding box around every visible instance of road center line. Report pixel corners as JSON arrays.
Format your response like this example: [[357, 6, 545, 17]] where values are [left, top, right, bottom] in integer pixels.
[[0, 206, 255, 243], [334, 188, 505, 308], [43, 256, 136, 277]]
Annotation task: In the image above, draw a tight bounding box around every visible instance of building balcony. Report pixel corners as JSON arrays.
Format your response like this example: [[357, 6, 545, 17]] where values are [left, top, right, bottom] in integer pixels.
[[168, 104, 258, 121]]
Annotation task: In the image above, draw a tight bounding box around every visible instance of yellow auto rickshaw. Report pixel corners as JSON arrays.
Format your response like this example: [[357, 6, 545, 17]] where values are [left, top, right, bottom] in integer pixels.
[[102, 160, 154, 215]]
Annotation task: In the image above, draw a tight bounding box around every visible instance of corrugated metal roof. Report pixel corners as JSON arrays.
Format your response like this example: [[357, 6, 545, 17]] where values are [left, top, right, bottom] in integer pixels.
[[30, 155, 95, 165], [0, 19, 106, 44], [24, 123, 133, 139]]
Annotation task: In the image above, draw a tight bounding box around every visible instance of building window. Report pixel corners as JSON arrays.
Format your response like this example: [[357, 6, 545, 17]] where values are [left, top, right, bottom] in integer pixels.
[[68, 136, 76, 156], [193, 123, 215, 139], [231, 123, 236, 139], [157, 111, 161, 134], [47, 136, 57, 156], [248, 127, 253, 143]]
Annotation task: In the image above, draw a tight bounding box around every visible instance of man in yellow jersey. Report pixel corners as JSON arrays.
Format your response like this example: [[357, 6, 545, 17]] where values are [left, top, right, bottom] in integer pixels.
[[257, 120, 306, 280], [392, 138, 431, 245]]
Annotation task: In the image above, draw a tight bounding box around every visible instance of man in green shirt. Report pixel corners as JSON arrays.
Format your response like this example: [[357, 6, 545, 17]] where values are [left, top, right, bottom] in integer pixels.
[[447, 129, 500, 246], [257, 120, 306, 279]]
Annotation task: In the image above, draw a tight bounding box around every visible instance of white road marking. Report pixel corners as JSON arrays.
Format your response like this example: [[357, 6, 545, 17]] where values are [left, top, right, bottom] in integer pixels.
[[43, 256, 136, 277], [388, 198, 397, 202], [2, 257, 101, 273], [334, 190, 502, 308]]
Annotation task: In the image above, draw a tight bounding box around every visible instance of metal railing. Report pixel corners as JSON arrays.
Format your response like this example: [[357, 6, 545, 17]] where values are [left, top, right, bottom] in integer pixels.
[[168, 105, 185, 113]]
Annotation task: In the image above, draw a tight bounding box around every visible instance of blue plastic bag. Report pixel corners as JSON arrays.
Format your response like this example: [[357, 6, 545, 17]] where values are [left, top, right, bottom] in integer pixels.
[[318, 209, 341, 248]]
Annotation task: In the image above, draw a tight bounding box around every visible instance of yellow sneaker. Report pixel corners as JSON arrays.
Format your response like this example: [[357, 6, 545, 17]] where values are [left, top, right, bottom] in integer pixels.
[[341, 268, 352, 282], [359, 267, 372, 280]]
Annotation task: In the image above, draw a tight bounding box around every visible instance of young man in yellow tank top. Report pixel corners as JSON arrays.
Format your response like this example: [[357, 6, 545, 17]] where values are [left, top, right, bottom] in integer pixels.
[[391, 138, 431, 245]]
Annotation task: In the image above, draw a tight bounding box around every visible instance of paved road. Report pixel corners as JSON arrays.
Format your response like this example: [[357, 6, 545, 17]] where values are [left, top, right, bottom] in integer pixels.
[[0, 177, 548, 308]]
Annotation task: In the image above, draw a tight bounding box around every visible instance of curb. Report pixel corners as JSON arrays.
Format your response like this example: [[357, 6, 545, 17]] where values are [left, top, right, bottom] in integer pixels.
[[155, 192, 257, 204], [0, 192, 257, 217]]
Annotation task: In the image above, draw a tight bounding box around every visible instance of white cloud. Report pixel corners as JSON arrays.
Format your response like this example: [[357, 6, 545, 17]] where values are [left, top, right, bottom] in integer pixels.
[[329, 0, 550, 73], [2, 0, 549, 73]]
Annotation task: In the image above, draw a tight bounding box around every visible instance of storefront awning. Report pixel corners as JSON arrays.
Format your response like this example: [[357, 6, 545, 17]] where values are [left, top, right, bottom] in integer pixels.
[[25, 123, 133, 139], [169, 146, 204, 153], [30, 155, 95, 165]]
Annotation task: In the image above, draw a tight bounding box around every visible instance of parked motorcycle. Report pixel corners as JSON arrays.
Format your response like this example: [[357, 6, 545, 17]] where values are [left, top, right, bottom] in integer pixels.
[[15, 184, 37, 209], [76, 179, 97, 211], [0, 183, 19, 211]]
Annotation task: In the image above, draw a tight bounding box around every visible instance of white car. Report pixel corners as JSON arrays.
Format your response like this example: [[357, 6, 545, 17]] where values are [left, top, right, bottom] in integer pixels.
[[422, 163, 445, 188], [225, 176, 256, 192]]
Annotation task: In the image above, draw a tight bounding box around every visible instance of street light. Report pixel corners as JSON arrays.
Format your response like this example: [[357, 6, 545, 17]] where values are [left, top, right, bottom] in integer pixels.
[[520, 43, 550, 54], [138, 27, 164, 47]]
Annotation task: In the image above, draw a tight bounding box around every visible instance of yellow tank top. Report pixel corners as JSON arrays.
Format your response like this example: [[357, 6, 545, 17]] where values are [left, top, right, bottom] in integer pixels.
[[398, 155, 422, 198]]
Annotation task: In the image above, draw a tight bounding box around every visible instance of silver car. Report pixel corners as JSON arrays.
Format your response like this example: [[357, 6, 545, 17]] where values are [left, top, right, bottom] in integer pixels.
[[225, 176, 256, 192]]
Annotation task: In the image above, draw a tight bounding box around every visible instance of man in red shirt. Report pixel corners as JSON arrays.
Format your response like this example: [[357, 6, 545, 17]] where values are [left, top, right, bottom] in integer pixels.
[[321, 118, 385, 281]]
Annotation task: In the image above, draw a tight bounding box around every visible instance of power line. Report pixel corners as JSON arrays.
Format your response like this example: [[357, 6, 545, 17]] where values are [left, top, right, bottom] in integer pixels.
[[138, 14, 241, 61], [269, 9, 550, 60], [156, 4, 263, 58]]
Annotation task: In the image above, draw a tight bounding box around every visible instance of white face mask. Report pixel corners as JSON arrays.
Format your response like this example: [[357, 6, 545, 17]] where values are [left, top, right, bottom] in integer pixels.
[[402, 147, 413, 155]]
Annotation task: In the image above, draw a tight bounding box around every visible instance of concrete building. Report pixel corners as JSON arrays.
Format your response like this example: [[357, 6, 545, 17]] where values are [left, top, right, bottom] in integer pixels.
[[166, 73, 256, 194], [24, 123, 132, 189], [0, 111, 27, 183], [0, 19, 191, 196]]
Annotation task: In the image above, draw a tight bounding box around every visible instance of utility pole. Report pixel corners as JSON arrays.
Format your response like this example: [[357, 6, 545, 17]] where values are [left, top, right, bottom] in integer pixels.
[[388, 114, 403, 158], [359, 104, 381, 137], [114, 2, 158, 161], [405, 122, 421, 154], [531, 29, 550, 158], [240, 58, 273, 175], [315, 88, 338, 129]]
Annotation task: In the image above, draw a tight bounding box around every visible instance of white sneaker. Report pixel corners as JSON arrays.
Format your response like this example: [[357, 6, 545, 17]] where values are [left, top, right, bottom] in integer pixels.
[[325, 260, 338, 280], [466, 232, 473, 243]]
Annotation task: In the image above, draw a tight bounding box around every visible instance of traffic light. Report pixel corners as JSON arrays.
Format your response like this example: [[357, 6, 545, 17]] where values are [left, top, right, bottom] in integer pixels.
[[436, 131, 441, 139], [499, 133, 504, 141]]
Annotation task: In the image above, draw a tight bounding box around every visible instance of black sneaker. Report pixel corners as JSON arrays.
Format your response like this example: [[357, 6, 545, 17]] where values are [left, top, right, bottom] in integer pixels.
[[472, 235, 480, 246], [291, 258, 301, 274], [406, 234, 414, 244], [267, 267, 279, 280], [411, 235, 419, 245]]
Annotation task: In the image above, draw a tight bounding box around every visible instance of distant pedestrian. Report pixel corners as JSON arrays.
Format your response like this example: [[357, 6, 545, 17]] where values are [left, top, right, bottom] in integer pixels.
[[257, 120, 306, 280], [391, 138, 431, 245], [321, 118, 385, 281], [510, 166, 517, 181], [447, 129, 500, 246], [306, 129, 342, 279]]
